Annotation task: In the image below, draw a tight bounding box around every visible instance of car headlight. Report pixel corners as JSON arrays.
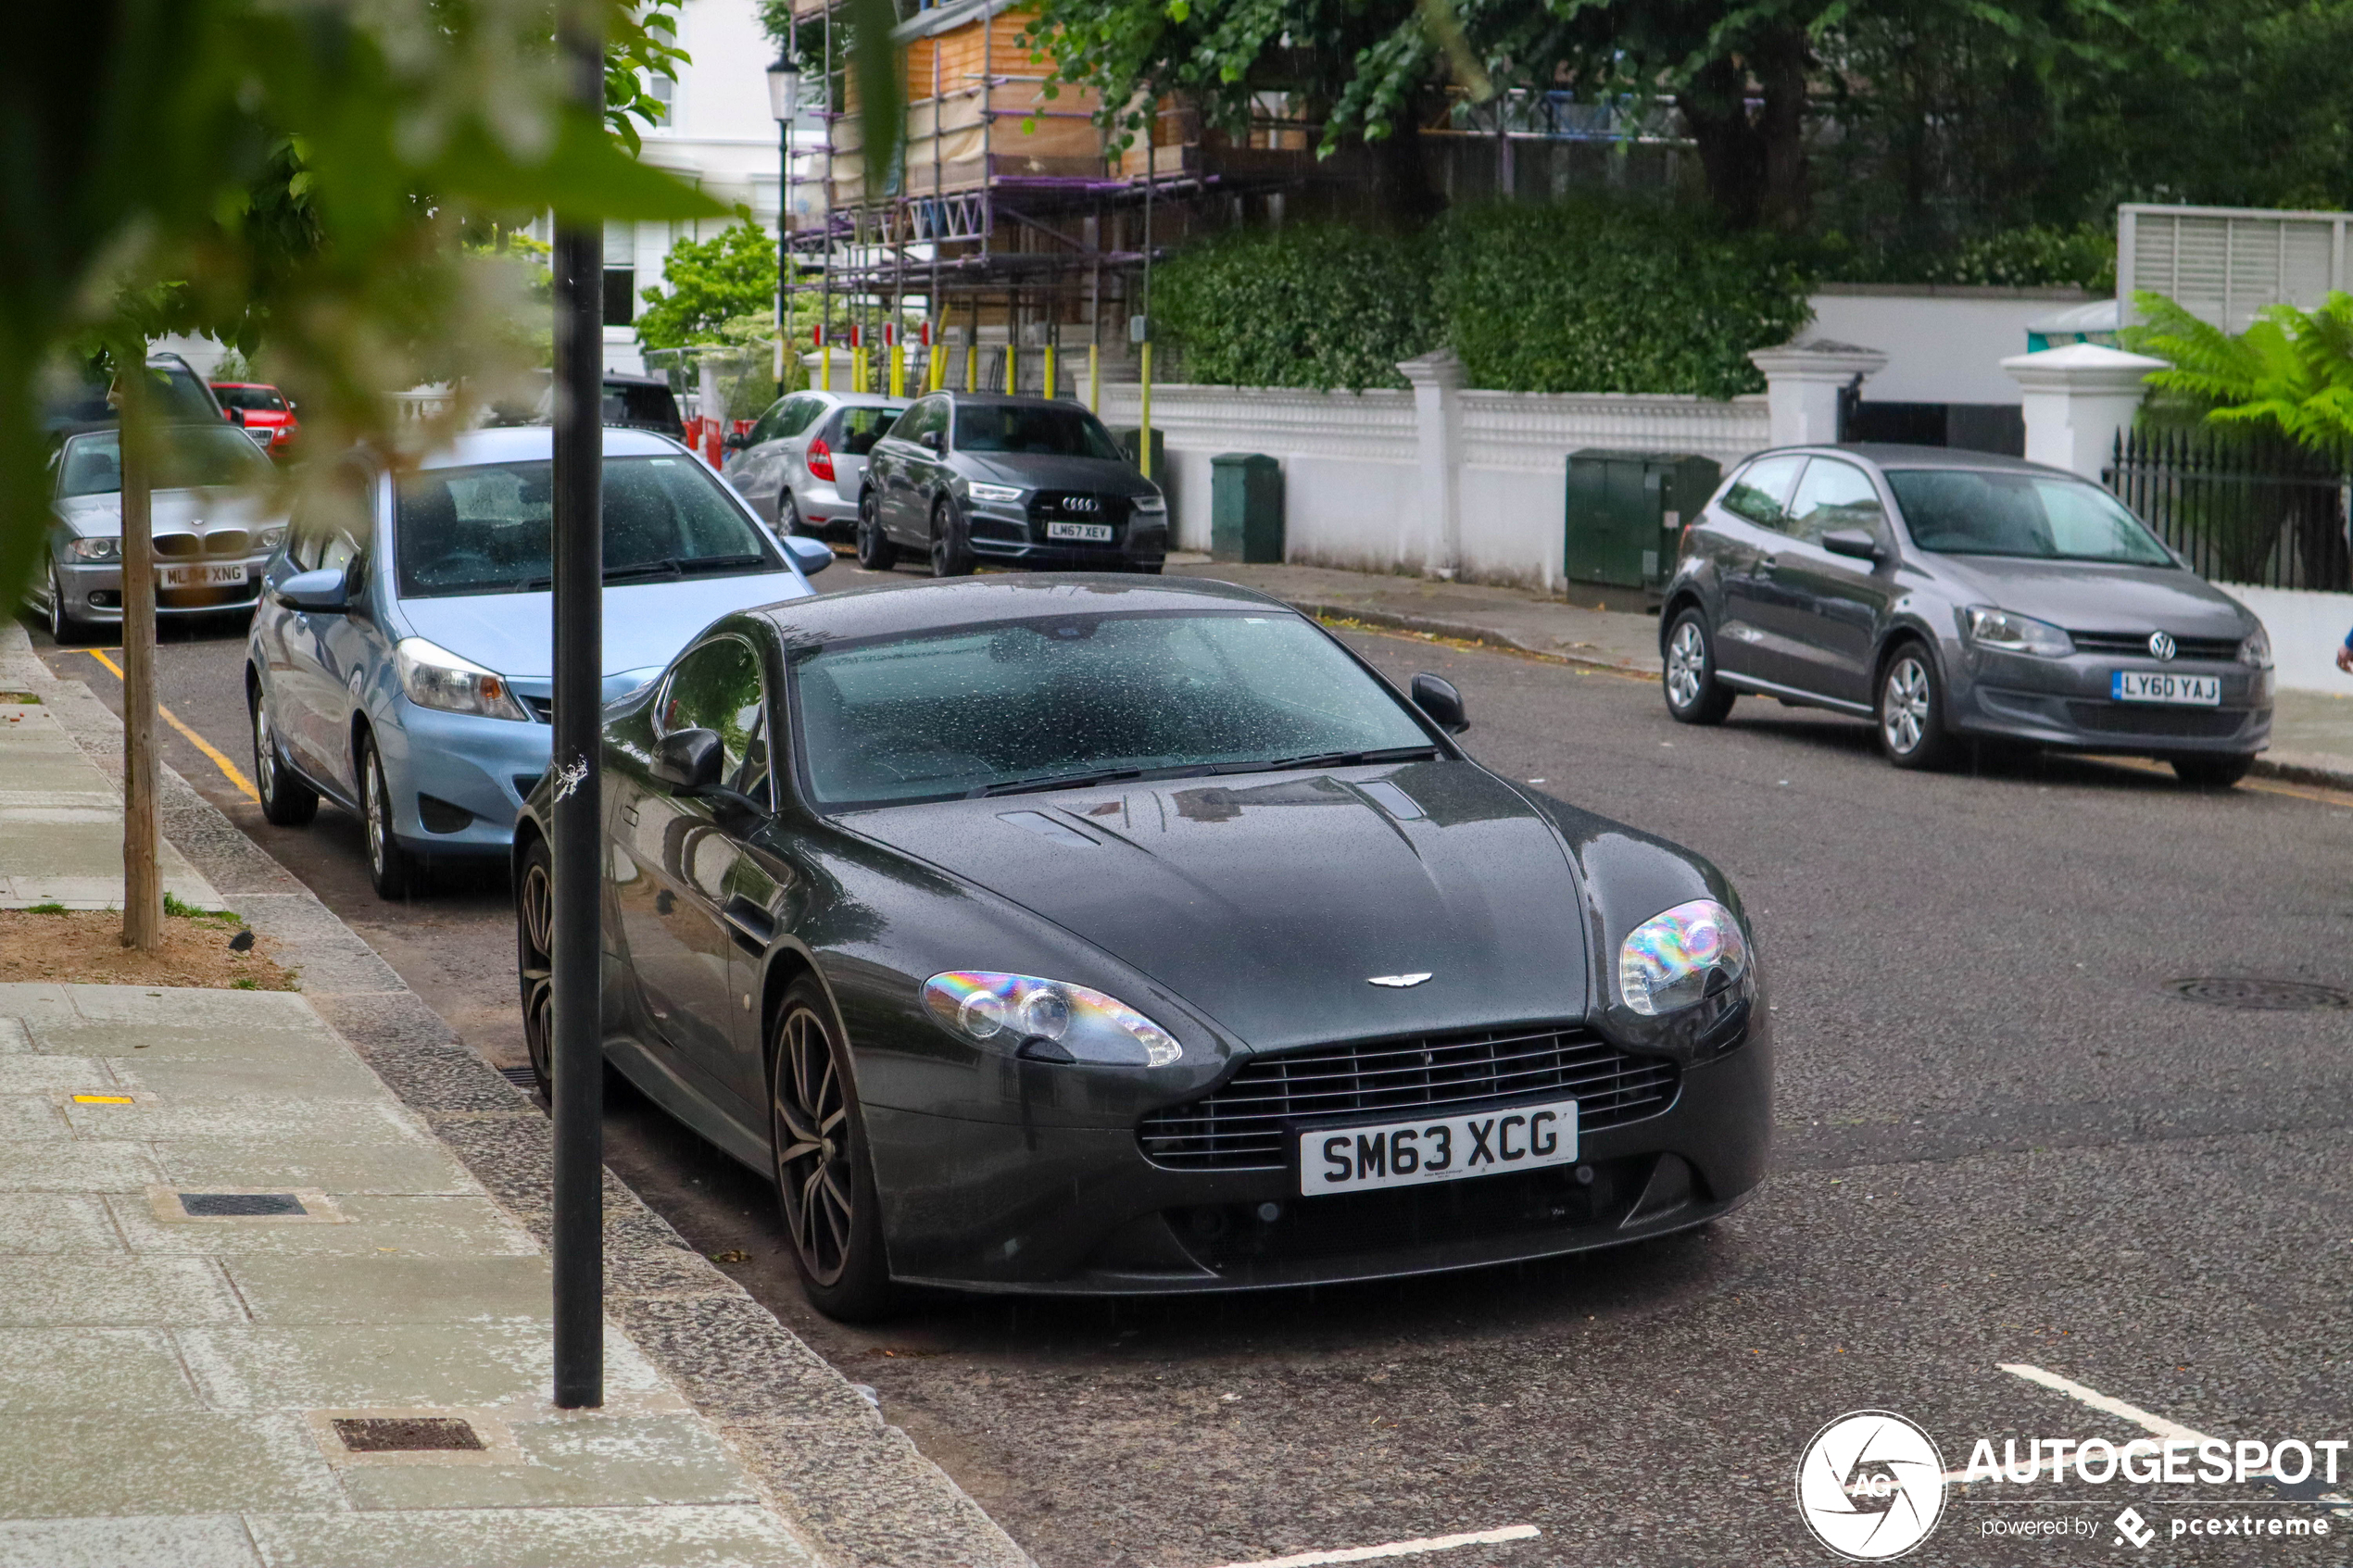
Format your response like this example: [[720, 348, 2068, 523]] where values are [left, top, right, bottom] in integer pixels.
[[923, 971, 1180, 1066], [1962, 605, 2073, 657], [1130, 494, 1166, 514], [1618, 899, 1749, 1017], [2239, 623, 2273, 669], [66, 536, 120, 562], [966, 483, 1025, 504], [259, 525, 287, 550], [394, 637, 528, 721]]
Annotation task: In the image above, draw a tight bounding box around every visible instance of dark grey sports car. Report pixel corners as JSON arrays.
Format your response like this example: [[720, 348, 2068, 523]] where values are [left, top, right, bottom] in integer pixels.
[[515, 576, 1770, 1319]]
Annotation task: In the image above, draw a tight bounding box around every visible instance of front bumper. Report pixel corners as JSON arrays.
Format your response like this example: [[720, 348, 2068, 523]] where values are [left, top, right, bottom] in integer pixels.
[[369, 695, 549, 855], [51, 554, 272, 622], [862, 1025, 1772, 1294], [1949, 647, 2271, 757], [967, 504, 1169, 570]]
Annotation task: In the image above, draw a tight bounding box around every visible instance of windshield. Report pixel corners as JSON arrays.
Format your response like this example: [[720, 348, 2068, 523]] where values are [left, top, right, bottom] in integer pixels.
[[57, 425, 269, 497], [1886, 469, 2176, 566], [603, 383, 680, 430], [43, 361, 220, 429], [214, 385, 288, 413], [791, 609, 1439, 809], [954, 404, 1126, 461], [394, 456, 784, 598]]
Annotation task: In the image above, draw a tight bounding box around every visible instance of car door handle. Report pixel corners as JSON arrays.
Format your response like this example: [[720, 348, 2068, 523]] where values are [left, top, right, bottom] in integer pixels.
[[722, 894, 774, 955]]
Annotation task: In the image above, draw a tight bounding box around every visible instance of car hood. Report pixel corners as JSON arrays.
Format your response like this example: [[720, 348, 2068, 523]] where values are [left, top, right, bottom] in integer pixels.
[[53, 485, 276, 537], [1926, 554, 2256, 636], [395, 571, 811, 684], [965, 453, 1158, 496], [842, 760, 1592, 1053]]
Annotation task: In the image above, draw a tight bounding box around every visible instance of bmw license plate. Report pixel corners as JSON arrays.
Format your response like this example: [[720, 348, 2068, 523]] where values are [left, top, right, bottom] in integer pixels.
[[1298, 1097, 1579, 1197], [158, 563, 247, 589], [1045, 521, 1113, 542], [2112, 671, 2220, 705]]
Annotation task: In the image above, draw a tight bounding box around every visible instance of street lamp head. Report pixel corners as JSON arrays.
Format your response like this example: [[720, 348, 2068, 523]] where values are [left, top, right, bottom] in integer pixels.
[[767, 56, 801, 123]]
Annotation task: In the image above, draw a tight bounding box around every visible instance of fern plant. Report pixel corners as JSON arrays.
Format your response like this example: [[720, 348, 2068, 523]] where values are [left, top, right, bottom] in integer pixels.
[[2130, 288, 2353, 462]]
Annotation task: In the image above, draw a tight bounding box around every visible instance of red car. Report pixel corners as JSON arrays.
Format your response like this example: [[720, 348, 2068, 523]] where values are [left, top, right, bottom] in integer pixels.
[[210, 382, 300, 457]]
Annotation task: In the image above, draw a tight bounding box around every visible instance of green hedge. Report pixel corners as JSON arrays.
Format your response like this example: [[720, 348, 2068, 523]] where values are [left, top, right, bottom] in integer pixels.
[[1152, 201, 1815, 397], [1152, 226, 1440, 392]]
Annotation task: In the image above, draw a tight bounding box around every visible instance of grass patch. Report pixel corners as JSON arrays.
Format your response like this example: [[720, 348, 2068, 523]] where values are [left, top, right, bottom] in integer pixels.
[[162, 892, 240, 923]]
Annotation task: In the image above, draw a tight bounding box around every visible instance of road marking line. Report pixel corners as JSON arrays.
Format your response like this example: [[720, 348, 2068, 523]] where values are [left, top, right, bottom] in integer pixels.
[[83, 649, 261, 803], [1207, 1524, 1540, 1568], [1999, 1362, 2213, 1445]]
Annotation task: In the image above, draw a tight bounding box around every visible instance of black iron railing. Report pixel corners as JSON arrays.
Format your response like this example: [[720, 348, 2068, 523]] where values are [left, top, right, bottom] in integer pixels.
[[2108, 428, 2353, 591]]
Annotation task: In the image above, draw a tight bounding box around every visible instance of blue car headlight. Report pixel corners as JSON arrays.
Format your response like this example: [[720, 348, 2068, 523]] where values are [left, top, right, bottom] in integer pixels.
[[1617, 899, 1749, 1017], [923, 971, 1180, 1066], [395, 637, 529, 722]]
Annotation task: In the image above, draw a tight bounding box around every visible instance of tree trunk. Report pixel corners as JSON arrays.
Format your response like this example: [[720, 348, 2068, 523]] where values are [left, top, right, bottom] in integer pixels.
[[1678, 57, 1764, 230], [1676, 31, 1813, 232], [119, 345, 161, 950], [1751, 27, 1812, 232], [1369, 117, 1445, 228]]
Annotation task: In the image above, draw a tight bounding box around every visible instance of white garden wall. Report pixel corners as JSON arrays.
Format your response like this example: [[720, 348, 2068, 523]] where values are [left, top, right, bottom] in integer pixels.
[[1099, 381, 1769, 591], [2214, 585, 2353, 695]]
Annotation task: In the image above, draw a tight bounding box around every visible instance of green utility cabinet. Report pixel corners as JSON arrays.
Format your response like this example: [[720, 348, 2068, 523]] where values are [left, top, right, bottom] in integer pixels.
[[1210, 452, 1285, 564], [1564, 450, 1722, 591]]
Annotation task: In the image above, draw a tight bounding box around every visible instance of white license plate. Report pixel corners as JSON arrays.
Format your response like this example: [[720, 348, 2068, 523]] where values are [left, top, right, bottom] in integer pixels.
[[1046, 521, 1114, 542], [2112, 671, 2220, 705], [1299, 1097, 1579, 1197], [158, 563, 247, 589]]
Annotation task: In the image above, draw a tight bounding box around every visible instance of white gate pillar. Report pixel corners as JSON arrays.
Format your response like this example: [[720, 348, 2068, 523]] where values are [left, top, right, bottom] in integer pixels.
[[2000, 343, 2167, 481], [1398, 348, 1465, 577], [1747, 337, 1889, 448]]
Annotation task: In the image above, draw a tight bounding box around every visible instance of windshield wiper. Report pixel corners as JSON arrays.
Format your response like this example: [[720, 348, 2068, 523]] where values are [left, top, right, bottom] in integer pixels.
[[602, 558, 685, 583], [1254, 745, 1442, 771], [975, 767, 1147, 798]]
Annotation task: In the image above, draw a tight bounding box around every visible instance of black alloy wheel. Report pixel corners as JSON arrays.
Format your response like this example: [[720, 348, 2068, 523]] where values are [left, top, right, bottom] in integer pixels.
[[1876, 642, 1956, 770], [515, 835, 554, 1099], [770, 980, 896, 1321], [248, 684, 318, 827], [357, 732, 420, 898], [2171, 753, 2255, 788], [928, 497, 975, 578], [46, 563, 90, 646], [1663, 608, 1735, 725], [855, 495, 898, 571]]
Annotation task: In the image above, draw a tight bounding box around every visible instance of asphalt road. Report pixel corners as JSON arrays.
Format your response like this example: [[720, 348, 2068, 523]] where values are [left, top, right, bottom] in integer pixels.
[[27, 563, 2353, 1568]]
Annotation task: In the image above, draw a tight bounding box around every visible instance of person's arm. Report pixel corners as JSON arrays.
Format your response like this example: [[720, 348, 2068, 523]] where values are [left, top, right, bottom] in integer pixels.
[[2338, 626, 2353, 674]]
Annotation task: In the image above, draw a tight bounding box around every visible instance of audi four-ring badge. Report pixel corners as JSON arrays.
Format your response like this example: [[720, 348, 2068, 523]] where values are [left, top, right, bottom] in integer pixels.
[[515, 574, 1772, 1321]]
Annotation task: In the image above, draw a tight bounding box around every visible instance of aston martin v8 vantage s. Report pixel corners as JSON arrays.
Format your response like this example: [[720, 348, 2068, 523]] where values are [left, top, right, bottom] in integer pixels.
[[516, 575, 1771, 1319]]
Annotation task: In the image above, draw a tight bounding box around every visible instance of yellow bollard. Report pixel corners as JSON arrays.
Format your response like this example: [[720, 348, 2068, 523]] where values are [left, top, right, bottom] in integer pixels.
[[965, 341, 978, 394], [1004, 343, 1018, 395], [1088, 344, 1100, 413], [1043, 345, 1057, 402], [889, 341, 905, 399]]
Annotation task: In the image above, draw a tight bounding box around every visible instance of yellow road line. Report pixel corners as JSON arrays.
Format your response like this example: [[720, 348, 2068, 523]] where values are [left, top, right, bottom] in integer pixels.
[[83, 649, 261, 803]]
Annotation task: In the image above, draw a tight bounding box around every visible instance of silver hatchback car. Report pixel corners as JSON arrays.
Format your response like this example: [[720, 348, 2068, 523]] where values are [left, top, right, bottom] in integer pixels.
[[722, 391, 909, 540], [1660, 445, 2273, 786]]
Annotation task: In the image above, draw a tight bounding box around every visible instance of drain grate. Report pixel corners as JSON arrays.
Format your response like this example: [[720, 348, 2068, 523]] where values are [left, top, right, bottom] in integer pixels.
[[332, 1416, 485, 1453], [2165, 977, 2353, 1011], [181, 1192, 307, 1218], [497, 1064, 539, 1087]]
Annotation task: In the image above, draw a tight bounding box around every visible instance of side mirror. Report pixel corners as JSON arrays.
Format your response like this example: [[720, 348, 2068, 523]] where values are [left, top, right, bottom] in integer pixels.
[[1820, 528, 1885, 563], [272, 566, 350, 613], [1410, 672, 1468, 734], [724, 432, 752, 450], [783, 535, 833, 576], [226, 407, 246, 427], [918, 430, 942, 452], [651, 727, 724, 795]]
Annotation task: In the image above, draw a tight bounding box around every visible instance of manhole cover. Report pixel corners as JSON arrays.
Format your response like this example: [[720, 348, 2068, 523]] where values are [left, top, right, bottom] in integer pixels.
[[2165, 978, 2353, 1011], [332, 1416, 485, 1453]]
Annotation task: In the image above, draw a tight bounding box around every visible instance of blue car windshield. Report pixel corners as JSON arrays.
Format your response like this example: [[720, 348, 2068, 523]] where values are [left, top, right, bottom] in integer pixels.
[[790, 609, 1439, 809], [1886, 469, 2176, 566], [394, 456, 784, 598]]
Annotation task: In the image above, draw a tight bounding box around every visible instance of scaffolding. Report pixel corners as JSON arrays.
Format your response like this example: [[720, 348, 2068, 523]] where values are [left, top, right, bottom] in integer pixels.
[[781, 0, 1309, 402]]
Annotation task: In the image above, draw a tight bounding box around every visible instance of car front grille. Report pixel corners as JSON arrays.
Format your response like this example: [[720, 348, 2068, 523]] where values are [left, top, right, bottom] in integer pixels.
[[2069, 631, 2243, 661], [1137, 1023, 1680, 1172], [154, 533, 198, 558], [2069, 702, 2249, 739], [204, 529, 250, 557], [520, 696, 553, 724], [1031, 491, 1127, 527]]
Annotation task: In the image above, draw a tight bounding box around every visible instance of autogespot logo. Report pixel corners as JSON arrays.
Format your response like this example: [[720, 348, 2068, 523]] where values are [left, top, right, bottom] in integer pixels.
[[1797, 1411, 1949, 1561]]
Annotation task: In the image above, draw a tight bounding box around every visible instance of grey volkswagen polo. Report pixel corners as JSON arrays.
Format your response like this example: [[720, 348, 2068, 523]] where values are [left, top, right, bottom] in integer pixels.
[[1659, 445, 2273, 785]]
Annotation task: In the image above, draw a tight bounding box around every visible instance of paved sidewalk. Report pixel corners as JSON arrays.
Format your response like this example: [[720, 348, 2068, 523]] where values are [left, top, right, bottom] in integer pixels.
[[0, 692, 213, 910], [1172, 558, 2353, 788], [0, 621, 1032, 1568]]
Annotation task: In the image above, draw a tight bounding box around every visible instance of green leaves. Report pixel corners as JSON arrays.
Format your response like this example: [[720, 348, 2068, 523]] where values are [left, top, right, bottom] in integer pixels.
[[635, 222, 784, 351], [2132, 289, 2353, 464], [1153, 201, 1814, 395]]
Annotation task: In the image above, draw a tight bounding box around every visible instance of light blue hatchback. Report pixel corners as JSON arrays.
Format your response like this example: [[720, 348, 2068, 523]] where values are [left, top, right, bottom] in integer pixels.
[[245, 426, 832, 897]]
